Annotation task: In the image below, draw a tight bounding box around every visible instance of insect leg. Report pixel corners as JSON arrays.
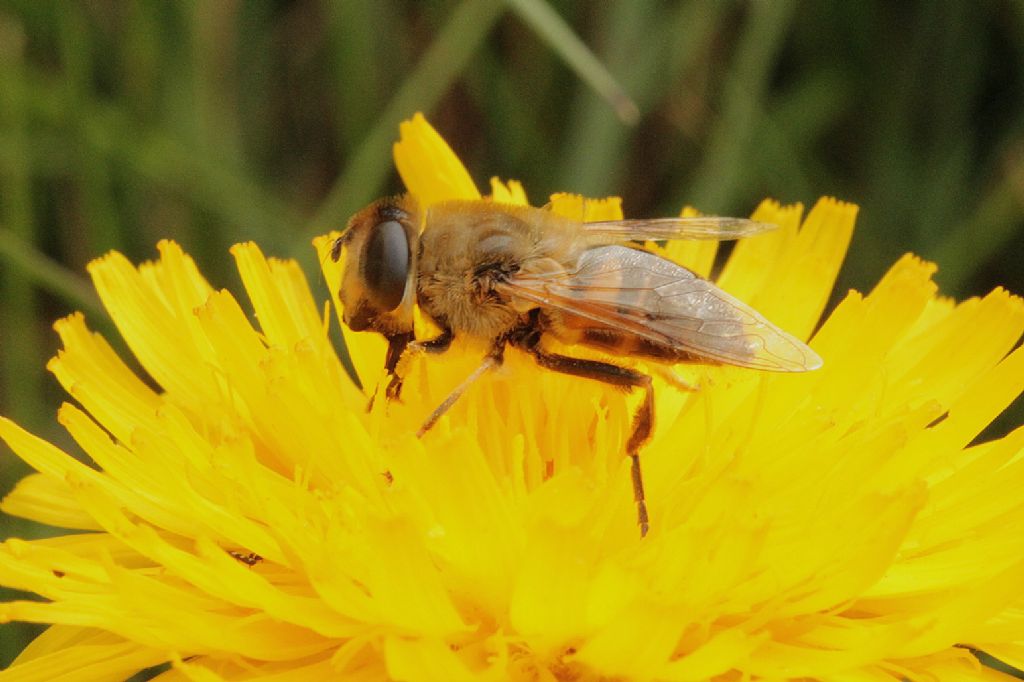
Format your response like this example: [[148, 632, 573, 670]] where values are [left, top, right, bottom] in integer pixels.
[[416, 326, 454, 352], [417, 338, 505, 438], [628, 386, 654, 537], [366, 332, 415, 411], [384, 332, 414, 374], [384, 326, 454, 402], [512, 333, 654, 537]]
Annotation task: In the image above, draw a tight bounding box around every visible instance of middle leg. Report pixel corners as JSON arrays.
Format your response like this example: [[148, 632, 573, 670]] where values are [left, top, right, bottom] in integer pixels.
[[416, 336, 505, 437]]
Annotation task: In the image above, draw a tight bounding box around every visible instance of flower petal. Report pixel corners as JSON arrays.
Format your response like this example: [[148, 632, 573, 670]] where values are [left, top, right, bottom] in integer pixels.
[[394, 113, 480, 206]]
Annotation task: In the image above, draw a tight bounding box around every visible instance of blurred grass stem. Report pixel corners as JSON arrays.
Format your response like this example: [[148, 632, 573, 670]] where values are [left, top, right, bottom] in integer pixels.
[[0, 227, 104, 320], [0, 20, 44, 426], [507, 0, 640, 125], [302, 0, 506, 251]]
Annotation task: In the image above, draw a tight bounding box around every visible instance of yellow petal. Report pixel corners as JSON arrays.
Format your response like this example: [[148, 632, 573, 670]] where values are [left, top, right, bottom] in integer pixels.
[[393, 112, 480, 206], [546, 192, 623, 221], [4, 626, 167, 682], [488, 178, 529, 206], [1, 473, 100, 531]]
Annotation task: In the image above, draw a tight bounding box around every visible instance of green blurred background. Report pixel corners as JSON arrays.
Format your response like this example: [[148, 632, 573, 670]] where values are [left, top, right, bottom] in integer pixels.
[[2, 0, 1024, 668]]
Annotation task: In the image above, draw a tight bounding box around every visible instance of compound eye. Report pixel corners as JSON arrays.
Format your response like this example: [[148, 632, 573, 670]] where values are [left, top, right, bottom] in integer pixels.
[[362, 220, 410, 311]]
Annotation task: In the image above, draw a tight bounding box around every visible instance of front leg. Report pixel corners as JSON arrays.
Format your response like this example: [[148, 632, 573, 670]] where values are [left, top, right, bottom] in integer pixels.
[[366, 332, 414, 411], [384, 325, 454, 402], [384, 332, 415, 375]]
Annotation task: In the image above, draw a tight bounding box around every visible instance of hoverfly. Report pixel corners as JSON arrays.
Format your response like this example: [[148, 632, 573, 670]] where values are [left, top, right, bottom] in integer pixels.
[[331, 196, 822, 535]]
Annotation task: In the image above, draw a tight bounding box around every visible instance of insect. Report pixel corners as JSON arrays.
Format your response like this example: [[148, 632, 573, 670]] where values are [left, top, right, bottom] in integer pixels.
[[227, 550, 263, 566], [331, 195, 822, 536]]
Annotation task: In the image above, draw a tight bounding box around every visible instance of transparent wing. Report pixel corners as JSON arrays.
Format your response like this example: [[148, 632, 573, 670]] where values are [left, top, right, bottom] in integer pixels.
[[582, 216, 776, 242], [498, 245, 821, 372]]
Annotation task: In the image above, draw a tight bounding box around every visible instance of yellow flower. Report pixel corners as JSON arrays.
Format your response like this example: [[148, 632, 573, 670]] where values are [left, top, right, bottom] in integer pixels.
[[2, 112, 1024, 681]]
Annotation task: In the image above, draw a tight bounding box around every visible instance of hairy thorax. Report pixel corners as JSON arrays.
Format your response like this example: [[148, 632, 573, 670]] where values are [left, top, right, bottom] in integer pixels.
[[416, 202, 583, 340]]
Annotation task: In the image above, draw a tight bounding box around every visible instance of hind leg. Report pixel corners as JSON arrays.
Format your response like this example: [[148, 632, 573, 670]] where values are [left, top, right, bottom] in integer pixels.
[[512, 332, 655, 536]]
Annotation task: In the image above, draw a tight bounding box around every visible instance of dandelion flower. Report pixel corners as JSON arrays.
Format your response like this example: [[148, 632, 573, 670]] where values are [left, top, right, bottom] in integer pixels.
[[2, 113, 1024, 681]]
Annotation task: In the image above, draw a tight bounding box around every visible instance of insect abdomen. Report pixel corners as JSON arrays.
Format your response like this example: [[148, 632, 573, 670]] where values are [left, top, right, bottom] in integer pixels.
[[543, 313, 702, 364], [580, 327, 703, 363]]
